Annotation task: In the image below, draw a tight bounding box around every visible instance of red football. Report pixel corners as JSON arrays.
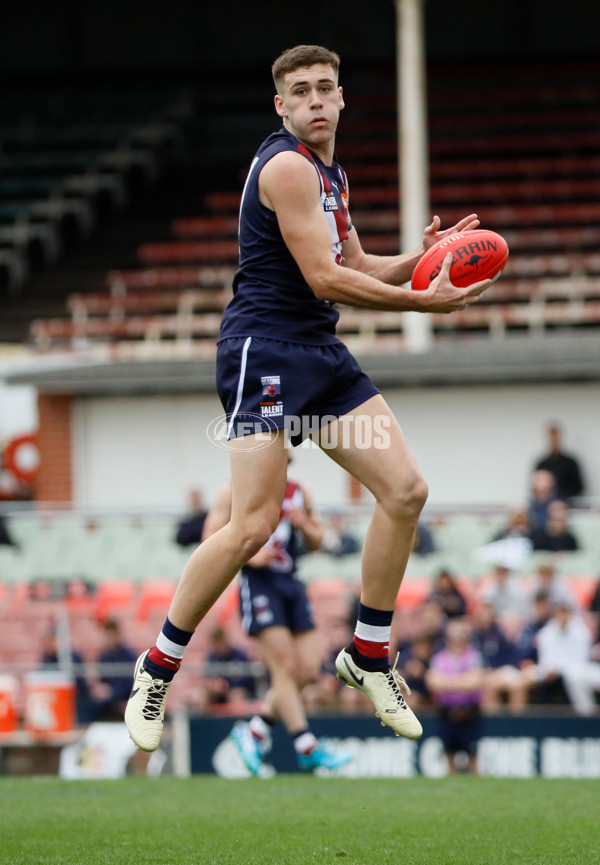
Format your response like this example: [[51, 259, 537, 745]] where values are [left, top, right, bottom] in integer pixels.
[[411, 229, 509, 291]]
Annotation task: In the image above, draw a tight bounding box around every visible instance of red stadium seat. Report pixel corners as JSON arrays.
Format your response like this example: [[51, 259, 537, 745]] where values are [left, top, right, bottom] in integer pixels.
[[568, 576, 597, 609], [94, 580, 135, 622], [135, 578, 177, 623], [395, 577, 431, 611], [137, 240, 238, 264]]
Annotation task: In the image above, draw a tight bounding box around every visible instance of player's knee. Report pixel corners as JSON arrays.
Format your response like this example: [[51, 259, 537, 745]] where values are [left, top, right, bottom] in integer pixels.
[[381, 472, 428, 523], [272, 653, 296, 680], [297, 661, 320, 687], [237, 514, 279, 560]]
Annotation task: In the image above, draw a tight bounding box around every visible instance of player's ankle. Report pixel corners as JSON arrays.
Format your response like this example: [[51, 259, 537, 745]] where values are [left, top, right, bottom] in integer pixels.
[[146, 617, 194, 681], [350, 603, 394, 672]]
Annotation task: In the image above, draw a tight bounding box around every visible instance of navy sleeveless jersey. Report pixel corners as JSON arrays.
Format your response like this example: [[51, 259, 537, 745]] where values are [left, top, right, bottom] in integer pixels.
[[219, 127, 352, 346]]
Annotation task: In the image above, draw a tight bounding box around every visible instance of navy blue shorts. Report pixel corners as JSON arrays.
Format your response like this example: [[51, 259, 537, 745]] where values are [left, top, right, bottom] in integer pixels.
[[239, 569, 315, 637], [216, 337, 379, 446]]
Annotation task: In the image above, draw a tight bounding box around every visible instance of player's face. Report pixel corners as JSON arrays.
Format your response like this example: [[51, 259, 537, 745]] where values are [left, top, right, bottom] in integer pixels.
[[275, 63, 344, 153]]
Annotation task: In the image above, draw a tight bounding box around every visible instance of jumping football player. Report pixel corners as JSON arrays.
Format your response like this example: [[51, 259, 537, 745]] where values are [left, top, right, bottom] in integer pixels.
[[125, 44, 490, 751]]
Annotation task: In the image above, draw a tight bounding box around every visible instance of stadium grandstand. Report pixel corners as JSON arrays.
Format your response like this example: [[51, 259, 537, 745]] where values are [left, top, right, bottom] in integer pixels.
[[0, 0, 599, 788]]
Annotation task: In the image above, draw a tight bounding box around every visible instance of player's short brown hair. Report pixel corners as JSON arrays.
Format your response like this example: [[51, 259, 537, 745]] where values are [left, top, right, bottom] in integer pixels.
[[272, 45, 340, 91]]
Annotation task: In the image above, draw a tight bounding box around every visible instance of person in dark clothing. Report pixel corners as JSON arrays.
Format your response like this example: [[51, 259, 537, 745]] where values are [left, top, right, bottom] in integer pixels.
[[0, 514, 18, 547], [174, 488, 208, 547], [397, 635, 434, 708], [530, 500, 579, 553], [91, 619, 138, 720], [428, 569, 467, 619], [205, 626, 256, 705], [471, 603, 528, 712], [528, 469, 559, 532], [471, 603, 516, 669], [534, 423, 584, 501], [514, 590, 554, 666]]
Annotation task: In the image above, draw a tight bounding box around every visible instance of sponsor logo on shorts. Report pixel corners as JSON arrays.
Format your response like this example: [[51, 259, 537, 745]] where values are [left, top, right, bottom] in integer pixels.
[[261, 375, 281, 397], [261, 404, 283, 417]]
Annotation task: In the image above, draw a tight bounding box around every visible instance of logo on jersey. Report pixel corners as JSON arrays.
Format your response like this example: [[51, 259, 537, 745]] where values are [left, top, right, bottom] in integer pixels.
[[324, 193, 339, 212]]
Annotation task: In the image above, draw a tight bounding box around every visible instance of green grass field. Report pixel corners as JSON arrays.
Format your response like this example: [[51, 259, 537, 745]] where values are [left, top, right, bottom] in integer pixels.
[[1, 776, 598, 865]]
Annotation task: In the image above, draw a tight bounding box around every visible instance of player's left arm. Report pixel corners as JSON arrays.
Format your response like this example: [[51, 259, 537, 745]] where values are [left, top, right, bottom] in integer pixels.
[[287, 486, 325, 552], [342, 209, 481, 287]]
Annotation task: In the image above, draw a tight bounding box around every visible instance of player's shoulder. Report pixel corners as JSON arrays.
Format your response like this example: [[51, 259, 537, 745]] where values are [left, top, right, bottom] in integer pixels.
[[261, 147, 318, 181], [259, 150, 320, 207]]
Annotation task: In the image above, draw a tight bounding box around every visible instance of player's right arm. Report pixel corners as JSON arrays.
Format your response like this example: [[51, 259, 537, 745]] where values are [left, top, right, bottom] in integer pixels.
[[258, 151, 489, 314]]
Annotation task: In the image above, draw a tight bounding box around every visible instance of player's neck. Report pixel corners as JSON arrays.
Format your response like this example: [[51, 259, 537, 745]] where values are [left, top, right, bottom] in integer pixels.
[[284, 122, 335, 166]]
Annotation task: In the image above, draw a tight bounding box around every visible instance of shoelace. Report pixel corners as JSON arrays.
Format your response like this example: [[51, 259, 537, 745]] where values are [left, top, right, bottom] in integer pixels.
[[142, 680, 169, 721], [384, 654, 411, 707]]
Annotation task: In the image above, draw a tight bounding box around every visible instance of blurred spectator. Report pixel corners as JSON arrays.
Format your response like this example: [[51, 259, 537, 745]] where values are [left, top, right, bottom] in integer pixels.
[[413, 599, 447, 653], [480, 564, 527, 632], [175, 488, 208, 547], [471, 603, 515, 669], [39, 626, 95, 724], [523, 602, 600, 714], [428, 569, 467, 619], [530, 500, 579, 552], [589, 578, 600, 638], [89, 619, 138, 721], [524, 557, 576, 614], [471, 603, 527, 712], [397, 635, 434, 709], [528, 469, 559, 532], [412, 521, 436, 557], [0, 513, 19, 547], [492, 504, 532, 542], [426, 619, 485, 774], [204, 626, 256, 706], [321, 512, 360, 558], [514, 590, 553, 667], [534, 422, 585, 502]]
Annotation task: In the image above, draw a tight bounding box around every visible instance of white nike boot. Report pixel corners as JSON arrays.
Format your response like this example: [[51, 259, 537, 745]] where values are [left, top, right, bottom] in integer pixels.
[[335, 648, 423, 739], [124, 651, 172, 751]]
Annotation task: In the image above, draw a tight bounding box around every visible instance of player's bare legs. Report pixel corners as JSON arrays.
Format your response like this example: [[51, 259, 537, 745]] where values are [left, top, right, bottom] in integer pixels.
[[324, 394, 427, 738], [257, 627, 320, 734], [168, 433, 289, 630], [234, 626, 351, 773], [320, 394, 427, 607], [125, 432, 289, 751]]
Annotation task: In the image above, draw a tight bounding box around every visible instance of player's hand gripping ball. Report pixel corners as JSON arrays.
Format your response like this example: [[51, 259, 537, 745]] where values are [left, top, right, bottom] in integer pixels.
[[411, 229, 509, 291]]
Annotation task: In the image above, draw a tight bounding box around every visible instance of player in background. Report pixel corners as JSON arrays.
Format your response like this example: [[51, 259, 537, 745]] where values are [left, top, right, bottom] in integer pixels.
[[125, 44, 491, 752], [204, 477, 352, 774]]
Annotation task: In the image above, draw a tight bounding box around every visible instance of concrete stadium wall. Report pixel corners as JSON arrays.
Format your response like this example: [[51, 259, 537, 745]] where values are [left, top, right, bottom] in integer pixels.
[[71, 382, 600, 510]]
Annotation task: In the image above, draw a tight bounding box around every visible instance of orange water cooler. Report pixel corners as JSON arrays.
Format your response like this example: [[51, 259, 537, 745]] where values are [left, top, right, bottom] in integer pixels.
[[24, 672, 76, 735], [0, 675, 19, 733]]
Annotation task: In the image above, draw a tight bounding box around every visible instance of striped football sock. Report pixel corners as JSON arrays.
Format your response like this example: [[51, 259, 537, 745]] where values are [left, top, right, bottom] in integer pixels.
[[145, 617, 193, 681], [350, 603, 393, 672]]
